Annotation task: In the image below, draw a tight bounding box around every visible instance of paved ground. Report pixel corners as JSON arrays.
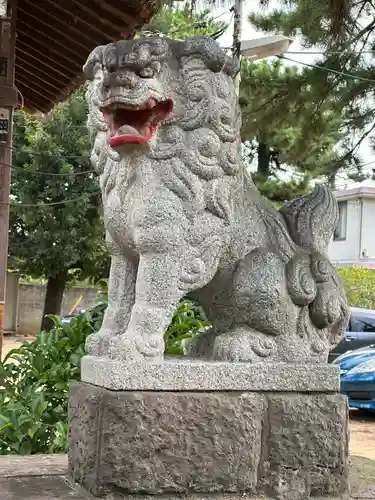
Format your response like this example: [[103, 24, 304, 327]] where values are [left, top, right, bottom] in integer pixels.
[[0, 454, 375, 499], [2, 335, 375, 463]]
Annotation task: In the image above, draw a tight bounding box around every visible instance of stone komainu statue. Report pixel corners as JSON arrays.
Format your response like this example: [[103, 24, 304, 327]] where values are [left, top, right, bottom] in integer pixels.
[[83, 36, 349, 363]]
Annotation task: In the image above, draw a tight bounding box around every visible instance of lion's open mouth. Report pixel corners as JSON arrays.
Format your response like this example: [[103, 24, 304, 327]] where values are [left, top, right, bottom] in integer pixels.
[[101, 99, 173, 147]]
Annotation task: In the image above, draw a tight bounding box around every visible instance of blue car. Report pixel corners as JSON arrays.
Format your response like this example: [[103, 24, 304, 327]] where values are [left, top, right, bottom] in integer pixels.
[[333, 344, 375, 412]]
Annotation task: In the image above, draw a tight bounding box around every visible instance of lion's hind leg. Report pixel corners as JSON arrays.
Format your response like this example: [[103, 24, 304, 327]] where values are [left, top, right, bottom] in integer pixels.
[[212, 326, 278, 362]]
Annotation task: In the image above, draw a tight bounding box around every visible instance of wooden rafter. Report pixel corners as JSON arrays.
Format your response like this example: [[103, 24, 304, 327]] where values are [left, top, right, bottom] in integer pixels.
[[42, 0, 115, 42], [16, 46, 75, 80], [19, 3, 96, 51], [70, 0, 126, 33], [14, 0, 160, 112], [15, 60, 65, 90], [17, 19, 89, 61], [15, 64, 62, 95], [16, 39, 78, 76]]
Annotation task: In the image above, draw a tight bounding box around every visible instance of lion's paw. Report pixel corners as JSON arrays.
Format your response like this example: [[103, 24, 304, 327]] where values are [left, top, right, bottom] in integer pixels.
[[85, 330, 113, 357], [107, 335, 145, 361], [212, 328, 277, 362]]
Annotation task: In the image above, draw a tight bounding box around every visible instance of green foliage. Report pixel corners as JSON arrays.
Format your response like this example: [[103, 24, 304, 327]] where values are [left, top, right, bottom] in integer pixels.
[[10, 89, 110, 325], [0, 311, 97, 455], [241, 59, 343, 170], [165, 300, 211, 355], [150, 3, 346, 202], [337, 266, 375, 310], [0, 301, 209, 454], [248, 0, 375, 184], [145, 4, 227, 39], [10, 90, 110, 285]]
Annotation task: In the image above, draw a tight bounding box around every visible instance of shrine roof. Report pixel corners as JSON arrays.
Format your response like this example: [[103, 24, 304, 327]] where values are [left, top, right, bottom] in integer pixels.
[[15, 0, 160, 112]]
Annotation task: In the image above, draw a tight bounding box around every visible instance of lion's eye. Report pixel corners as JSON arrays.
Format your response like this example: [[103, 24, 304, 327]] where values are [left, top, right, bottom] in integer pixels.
[[140, 67, 154, 78], [221, 112, 231, 125]]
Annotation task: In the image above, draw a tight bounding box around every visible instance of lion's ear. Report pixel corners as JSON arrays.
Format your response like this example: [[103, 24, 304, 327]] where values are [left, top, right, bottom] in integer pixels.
[[180, 36, 239, 76], [83, 46, 105, 80]]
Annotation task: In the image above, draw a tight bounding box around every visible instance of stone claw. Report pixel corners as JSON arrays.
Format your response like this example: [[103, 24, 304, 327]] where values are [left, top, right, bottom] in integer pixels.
[[85, 330, 113, 357], [107, 334, 145, 361]]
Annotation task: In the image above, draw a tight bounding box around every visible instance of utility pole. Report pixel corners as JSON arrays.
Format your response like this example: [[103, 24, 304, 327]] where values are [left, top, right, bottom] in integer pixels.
[[232, 0, 244, 94], [0, 0, 17, 360]]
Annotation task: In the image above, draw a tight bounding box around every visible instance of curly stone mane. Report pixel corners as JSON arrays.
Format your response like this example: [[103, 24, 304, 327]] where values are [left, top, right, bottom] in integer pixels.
[[83, 36, 349, 364], [85, 37, 244, 223]]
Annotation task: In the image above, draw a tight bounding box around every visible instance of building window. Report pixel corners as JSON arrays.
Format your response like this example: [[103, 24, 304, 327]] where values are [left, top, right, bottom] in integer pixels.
[[334, 201, 347, 241]]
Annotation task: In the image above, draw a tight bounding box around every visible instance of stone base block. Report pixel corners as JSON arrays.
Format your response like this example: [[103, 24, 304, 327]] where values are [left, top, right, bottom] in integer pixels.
[[68, 382, 349, 499], [81, 355, 340, 391]]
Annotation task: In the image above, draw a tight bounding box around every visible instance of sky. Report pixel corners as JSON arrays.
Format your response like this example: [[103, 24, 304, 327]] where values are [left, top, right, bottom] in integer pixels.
[[192, 0, 375, 188]]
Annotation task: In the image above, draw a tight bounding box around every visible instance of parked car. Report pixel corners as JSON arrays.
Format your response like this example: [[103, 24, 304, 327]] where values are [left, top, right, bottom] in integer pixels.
[[332, 345, 375, 412], [328, 307, 375, 363]]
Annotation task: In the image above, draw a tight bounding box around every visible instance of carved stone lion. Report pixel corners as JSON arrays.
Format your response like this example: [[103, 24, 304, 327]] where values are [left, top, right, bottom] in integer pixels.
[[83, 36, 349, 363]]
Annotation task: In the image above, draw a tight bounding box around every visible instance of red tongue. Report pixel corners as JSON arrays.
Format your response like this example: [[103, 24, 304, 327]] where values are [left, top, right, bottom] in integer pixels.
[[110, 127, 155, 146]]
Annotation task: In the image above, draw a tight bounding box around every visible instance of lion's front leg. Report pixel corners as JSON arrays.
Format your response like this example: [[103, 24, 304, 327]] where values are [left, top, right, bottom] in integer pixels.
[[108, 252, 187, 361], [86, 254, 137, 357]]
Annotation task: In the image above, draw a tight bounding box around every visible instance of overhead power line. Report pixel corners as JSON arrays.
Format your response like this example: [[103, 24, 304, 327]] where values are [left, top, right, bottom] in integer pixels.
[[3, 144, 91, 160], [0, 191, 101, 208], [280, 54, 375, 84], [0, 146, 95, 176], [0, 161, 95, 176], [286, 50, 375, 55]]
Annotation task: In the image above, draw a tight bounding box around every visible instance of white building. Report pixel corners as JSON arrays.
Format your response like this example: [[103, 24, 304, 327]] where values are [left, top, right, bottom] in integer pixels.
[[329, 185, 375, 268]]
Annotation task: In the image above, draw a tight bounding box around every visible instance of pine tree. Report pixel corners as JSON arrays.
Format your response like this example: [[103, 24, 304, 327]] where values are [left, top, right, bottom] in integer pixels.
[[145, 4, 227, 39], [239, 57, 346, 200], [248, 0, 375, 183]]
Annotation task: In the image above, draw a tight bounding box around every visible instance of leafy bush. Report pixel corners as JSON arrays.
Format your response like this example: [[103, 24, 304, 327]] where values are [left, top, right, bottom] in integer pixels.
[[0, 311, 93, 455], [0, 300, 209, 455], [337, 266, 375, 310], [165, 300, 210, 355]]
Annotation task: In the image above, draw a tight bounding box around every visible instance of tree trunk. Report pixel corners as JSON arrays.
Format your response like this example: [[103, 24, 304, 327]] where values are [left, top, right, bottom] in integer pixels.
[[232, 0, 244, 94], [257, 141, 271, 180], [41, 271, 68, 332], [328, 173, 336, 190]]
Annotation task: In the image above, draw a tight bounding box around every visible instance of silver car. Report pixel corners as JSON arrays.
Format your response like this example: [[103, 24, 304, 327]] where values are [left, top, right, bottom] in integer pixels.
[[329, 307, 375, 363]]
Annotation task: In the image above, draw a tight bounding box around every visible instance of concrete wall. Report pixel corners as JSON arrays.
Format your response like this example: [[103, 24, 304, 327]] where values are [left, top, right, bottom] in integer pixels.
[[17, 284, 102, 335], [329, 197, 375, 266], [5, 272, 20, 333], [360, 198, 375, 259], [329, 199, 361, 262]]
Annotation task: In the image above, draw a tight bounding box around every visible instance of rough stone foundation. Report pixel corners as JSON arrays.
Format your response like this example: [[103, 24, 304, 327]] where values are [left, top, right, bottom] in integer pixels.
[[68, 358, 349, 500]]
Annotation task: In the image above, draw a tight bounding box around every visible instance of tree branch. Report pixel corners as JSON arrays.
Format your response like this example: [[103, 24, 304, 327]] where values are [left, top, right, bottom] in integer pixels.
[[340, 122, 375, 163]]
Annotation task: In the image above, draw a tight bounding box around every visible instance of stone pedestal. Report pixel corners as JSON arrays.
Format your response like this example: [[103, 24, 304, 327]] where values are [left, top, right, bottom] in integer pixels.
[[68, 356, 349, 499]]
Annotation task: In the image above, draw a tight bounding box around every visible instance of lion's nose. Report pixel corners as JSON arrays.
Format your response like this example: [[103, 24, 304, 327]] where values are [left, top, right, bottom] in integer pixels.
[[102, 70, 138, 92], [121, 71, 138, 89]]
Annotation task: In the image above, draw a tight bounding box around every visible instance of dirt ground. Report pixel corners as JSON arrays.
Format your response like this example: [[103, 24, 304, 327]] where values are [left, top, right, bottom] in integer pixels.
[[2, 335, 375, 462], [348, 410, 375, 460], [2, 334, 35, 358]]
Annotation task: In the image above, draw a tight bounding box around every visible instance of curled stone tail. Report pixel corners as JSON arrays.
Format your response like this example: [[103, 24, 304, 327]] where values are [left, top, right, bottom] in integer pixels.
[[279, 184, 339, 254]]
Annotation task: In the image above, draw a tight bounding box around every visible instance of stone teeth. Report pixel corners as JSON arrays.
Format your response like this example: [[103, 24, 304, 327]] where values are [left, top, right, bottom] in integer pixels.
[[104, 99, 159, 113]]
